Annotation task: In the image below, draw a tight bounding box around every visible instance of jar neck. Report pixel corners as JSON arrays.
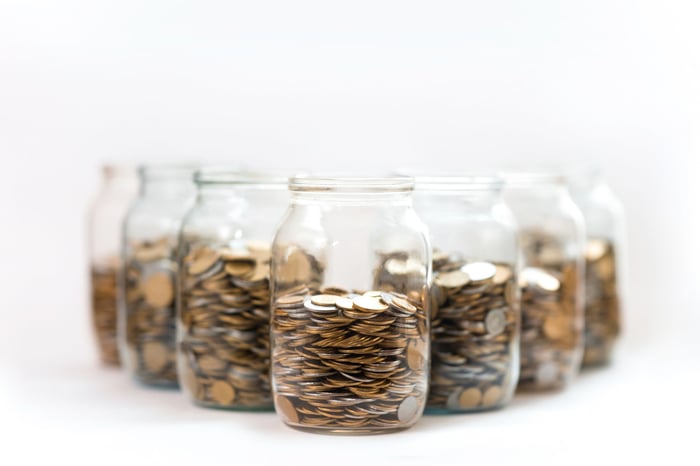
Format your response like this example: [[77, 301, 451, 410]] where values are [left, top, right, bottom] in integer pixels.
[[290, 190, 413, 206], [197, 184, 287, 203]]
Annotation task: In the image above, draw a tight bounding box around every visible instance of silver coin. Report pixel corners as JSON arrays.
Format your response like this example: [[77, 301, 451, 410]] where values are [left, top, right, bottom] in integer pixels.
[[485, 308, 507, 335], [536, 361, 559, 386], [397, 395, 419, 423], [461, 262, 497, 282]]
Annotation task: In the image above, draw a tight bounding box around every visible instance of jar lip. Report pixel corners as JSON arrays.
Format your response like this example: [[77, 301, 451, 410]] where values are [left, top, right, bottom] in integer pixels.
[[195, 168, 288, 187], [139, 164, 198, 181], [412, 175, 503, 191], [289, 175, 414, 193], [501, 172, 566, 187]]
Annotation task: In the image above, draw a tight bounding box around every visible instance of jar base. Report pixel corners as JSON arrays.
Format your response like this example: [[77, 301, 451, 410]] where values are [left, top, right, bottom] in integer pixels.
[[190, 398, 274, 412], [283, 422, 413, 436]]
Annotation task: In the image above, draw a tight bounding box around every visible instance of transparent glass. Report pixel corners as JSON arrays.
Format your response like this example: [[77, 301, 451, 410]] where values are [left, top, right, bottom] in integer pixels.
[[176, 170, 288, 409], [570, 169, 625, 367], [119, 165, 197, 387], [270, 176, 431, 434], [88, 165, 138, 366], [413, 176, 520, 413], [504, 174, 585, 391]]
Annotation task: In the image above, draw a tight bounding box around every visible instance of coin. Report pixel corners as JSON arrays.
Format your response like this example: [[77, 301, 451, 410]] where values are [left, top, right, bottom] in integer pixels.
[[397, 396, 419, 423], [188, 247, 220, 275], [143, 341, 169, 373], [485, 308, 507, 335], [543, 313, 569, 340], [335, 297, 355, 311], [352, 296, 389, 312], [210, 380, 236, 405], [458, 388, 482, 408], [276, 395, 299, 423], [435, 270, 471, 289], [91, 263, 120, 366], [311, 294, 339, 307], [482, 386, 503, 406], [142, 272, 174, 308], [407, 340, 425, 371], [461, 262, 496, 282]]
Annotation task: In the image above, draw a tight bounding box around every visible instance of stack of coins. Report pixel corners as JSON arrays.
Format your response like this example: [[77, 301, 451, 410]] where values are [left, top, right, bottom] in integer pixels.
[[178, 240, 273, 408], [374, 251, 426, 294], [427, 251, 519, 411], [91, 258, 121, 366], [124, 237, 178, 385], [272, 287, 429, 431], [582, 238, 621, 366], [516, 231, 583, 389]]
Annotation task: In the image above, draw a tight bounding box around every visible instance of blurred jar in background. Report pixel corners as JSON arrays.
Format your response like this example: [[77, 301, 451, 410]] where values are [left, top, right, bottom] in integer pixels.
[[504, 173, 585, 391], [120, 165, 196, 387], [412, 176, 520, 413], [88, 165, 138, 366], [177, 170, 288, 409], [570, 169, 625, 367], [270, 176, 431, 434]]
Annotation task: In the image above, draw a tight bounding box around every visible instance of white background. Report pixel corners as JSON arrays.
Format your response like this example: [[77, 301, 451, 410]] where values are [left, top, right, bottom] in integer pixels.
[[1, 1, 699, 464]]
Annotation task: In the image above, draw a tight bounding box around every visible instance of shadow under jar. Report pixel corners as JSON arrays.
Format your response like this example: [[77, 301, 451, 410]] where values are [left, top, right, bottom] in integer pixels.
[[120, 165, 196, 387], [412, 176, 520, 413], [270, 176, 432, 435], [176, 170, 288, 409], [570, 169, 625, 367], [88, 164, 138, 366], [504, 173, 586, 391]]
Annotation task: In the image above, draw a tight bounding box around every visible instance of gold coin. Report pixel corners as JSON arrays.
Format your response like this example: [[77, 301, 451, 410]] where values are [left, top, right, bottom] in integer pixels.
[[276, 395, 299, 423], [352, 295, 389, 312], [335, 297, 355, 311], [210, 380, 236, 405], [142, 341, 169, 373], [311, 294, 339, 307], [142, 272, 174, 308], [459, 387, 482, 408], [435, 270, 471, 289], [225, 261, 255, 277], [493, 265, 513, 285], [482, 386, 503, 406], [543, 314, 569, 340], [407, 340, 424, 371], [188, 247, 220, 275]]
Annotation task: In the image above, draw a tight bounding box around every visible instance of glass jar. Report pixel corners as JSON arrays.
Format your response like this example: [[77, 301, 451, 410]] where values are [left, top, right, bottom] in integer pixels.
[[270, 176, 431, 434], [176, 170, 288, 409], [570, 169, 625, 367], [412, 176, 520, 412], [119, 165, 197, 387], [504, 173, 585, 391], [88, 164, 138, 366]]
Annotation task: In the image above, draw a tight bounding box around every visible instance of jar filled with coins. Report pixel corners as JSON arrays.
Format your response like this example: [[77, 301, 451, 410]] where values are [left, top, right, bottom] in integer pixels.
[[177, 170, 288, 409], [120, 165, 197, 386], [270, 176, 431, 434], [570, 169, 625, 367], [504, 173, 585, 391], [88, 164, 138, 366], [412, 176, 520, 412]]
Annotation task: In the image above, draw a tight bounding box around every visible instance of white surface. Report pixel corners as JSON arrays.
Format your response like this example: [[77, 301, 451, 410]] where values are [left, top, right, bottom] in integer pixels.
[[1, 0, 699, 464]]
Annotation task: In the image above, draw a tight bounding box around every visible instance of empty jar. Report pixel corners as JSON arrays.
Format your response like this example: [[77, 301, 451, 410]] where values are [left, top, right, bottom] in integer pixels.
[[88, 164, 138, 366], [177, 170, 288, 409], [504, 173, 585, 391], [413, 176, 520, 412], [120, 165, 196, 387], [570, 169, 625, 367], [270, 176, 431, 434]]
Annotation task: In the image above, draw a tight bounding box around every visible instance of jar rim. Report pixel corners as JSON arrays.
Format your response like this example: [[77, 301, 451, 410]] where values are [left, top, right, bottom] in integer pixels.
[[289, 175, 414, 193], [501, 172, 566, 187], [139, 164, 198, 181], [195, 168, 288, 186], [413, 175, 503, 191]]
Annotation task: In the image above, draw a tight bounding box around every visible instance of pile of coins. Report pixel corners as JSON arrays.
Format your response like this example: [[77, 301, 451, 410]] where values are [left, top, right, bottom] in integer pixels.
[[178, 240, 273, 409], [517, 231, 583, 389], [428, 251, 519, 411], [272, 287, 429, 431], [124, 237, 179, 385], [91, 259, 121, 366], [582, 238, 621, 366]]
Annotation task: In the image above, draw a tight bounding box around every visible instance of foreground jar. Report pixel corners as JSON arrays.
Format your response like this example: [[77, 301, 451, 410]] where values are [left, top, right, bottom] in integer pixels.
[[120, 165, 196, 386], [88, 164, 138, 365], [504, 173, 585, 390], [270, 176, 431, 434], [570, 169, 625, 367], [413, 176, 520, 412], [177, 171, 288, 409]]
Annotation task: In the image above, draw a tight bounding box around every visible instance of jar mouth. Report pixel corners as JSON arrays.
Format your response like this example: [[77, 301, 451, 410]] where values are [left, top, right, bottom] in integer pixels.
[[290, 175, 414, 193], [501, 172, 566, 187], [412, 175, 503, 192], [195, 168, 288, 187], [139, 164, 198, 181]]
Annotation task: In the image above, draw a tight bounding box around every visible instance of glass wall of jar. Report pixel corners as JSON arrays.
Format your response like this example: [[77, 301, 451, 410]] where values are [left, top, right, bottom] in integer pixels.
[[504, 173, 585, 391], [176, 170, 288, 409], [569, 168, 625, 367], [119, 165, 197, 387], [88, 164, 138, 366], [412, 176, 520, 413], [270, 176, 431, 434]]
